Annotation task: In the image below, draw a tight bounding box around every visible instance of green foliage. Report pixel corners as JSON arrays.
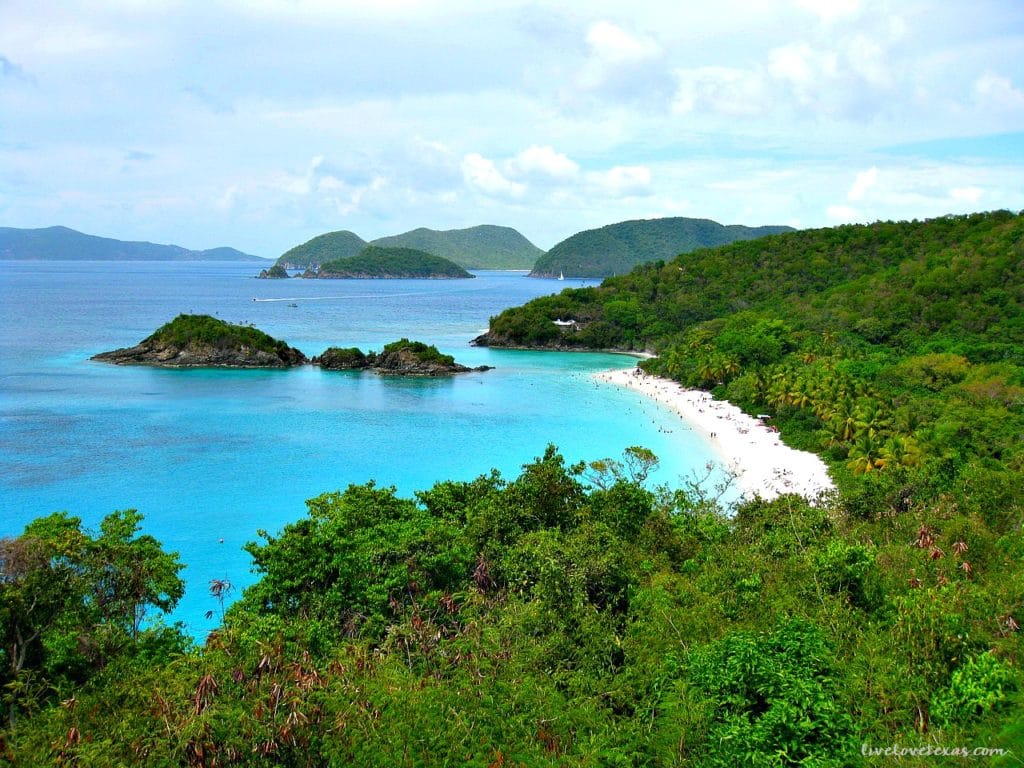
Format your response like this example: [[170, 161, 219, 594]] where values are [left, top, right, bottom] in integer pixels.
[[685, 620, 856, 766], [531, 216, 792, 278], [237, 482, 474, 641], [380, 338, 456, 366], [317, 245, 473, 278], [262, 263, 289, 278], [8, 211, 1024, 762], [145, 313, 294, 356], [931, 651, 1018, 728], [5, 440, 1024, 763], [0, 510, 185, 726]]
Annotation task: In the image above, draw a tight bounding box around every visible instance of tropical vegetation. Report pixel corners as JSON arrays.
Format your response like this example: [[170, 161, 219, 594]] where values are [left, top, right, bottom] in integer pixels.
[[3, 211, 1023, 764]]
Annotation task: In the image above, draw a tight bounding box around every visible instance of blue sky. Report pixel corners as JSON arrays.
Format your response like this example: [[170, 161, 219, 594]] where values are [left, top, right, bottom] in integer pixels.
[[1, 0, 1022, 256]]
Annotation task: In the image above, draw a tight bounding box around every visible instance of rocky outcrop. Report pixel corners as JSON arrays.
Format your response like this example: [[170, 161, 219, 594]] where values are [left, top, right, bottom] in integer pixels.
[[314, 341, 492, 376], [257, 264, 290, 279], [93, 340, 307, 368], [374, 346, 473, 376], [91, 315, 308, 368], [312, 347, 371, 370]]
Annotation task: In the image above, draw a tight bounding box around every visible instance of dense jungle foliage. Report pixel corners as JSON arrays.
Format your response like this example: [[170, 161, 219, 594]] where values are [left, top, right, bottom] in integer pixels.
[[530, 217, 793, 278], [315, 246, 473, 279], [3, 211, 1022, 765]]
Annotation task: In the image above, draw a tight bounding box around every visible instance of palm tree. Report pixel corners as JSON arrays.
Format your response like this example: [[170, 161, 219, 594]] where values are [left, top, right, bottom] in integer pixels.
[[878, 435, 924, 469], [847, 432, 886, 474]]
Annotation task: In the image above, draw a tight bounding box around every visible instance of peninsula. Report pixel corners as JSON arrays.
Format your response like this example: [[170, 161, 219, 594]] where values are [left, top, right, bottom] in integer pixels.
[[91, 314, 308, 368], [314, 339, 490, 376]]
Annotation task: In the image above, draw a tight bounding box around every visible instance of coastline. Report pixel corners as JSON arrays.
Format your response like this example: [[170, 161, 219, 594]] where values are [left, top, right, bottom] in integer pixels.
[[594, 367, 835, 503]]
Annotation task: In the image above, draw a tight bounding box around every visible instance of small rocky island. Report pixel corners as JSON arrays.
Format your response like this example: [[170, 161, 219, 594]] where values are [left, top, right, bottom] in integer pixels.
[[93, 316, 488, 375], [314, 339, 491, 376], [303, 246, 473, 279], [92, 314, 308, 368], [257, 264, 290, 279]]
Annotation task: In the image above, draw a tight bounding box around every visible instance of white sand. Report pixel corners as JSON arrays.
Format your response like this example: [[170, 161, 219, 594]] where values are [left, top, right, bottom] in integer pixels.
[[594, 367, 835, 503]]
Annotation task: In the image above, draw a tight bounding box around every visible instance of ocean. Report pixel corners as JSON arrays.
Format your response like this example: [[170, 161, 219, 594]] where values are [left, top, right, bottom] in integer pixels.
[[0, 261, 721, 636]]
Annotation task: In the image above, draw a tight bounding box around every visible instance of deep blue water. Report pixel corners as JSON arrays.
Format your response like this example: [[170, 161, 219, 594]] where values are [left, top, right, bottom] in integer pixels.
[[0, 261, 720, 636]]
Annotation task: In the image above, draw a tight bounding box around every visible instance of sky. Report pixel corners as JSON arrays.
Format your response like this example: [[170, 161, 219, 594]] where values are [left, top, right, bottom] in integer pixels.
[[1, 1, 1023, 257]]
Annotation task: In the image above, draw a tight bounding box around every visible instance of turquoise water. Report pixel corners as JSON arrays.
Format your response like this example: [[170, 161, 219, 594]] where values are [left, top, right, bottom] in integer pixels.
[[0, 262, 719, 636]]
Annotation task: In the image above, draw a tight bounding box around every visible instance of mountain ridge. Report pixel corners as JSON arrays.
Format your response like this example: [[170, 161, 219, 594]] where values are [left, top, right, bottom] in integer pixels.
[[0, 225, 265, 262]]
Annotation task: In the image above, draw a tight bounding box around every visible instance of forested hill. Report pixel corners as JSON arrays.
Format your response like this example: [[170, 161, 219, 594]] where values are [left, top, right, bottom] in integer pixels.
[[530, 216, 794, 278], [370, 224, 544, 270], [481, 209, 1024, 482], [484, 211, 1023, 355], [275, 229, 367, 268], [310, 245, 473, 279], [0, 225, 264, 261]]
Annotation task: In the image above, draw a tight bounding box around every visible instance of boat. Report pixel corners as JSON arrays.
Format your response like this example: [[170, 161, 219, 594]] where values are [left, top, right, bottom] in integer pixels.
[[558, 271, 564, 281]]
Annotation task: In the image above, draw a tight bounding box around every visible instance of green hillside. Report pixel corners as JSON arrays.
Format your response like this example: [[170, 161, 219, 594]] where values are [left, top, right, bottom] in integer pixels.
[[370, 224, 544, 270], [275, 230, 367, 268], [530, 216, 793, 278], [0, 225, 264, 261], [313, 245, 473, 278]]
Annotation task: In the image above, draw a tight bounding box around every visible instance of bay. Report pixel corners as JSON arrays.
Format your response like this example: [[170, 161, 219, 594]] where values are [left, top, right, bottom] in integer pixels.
[[0, 261, 722, 636]]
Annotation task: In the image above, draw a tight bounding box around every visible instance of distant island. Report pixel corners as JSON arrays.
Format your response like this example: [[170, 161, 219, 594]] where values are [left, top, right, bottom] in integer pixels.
[[314, 339, 490, 376], [369, 225, 543, 270], [530, 217, 794, 278], [91, 314, 307, 368], [274, 225, 543, 271], [276, 230, 367, 269], [0, 225, 265, 262], [302, 246, 474, 279]]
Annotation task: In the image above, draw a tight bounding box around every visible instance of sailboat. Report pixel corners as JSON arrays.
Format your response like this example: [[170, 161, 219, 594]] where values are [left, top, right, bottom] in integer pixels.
[[558, 271, 564, 281]]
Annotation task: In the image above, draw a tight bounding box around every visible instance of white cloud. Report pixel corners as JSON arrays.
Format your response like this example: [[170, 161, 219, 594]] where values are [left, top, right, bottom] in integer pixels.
[[949, 186, 983, 203], [506, 145, 579, 181], [794, 0, 863, 23], [769, 42, 837, 87], [461, 153, 526, 198], [587, 165, 652, 197], [277, 155, 324, 195], [567, 20, 673, 108], [672, 66, 770, 116], [847, 166, 878, 201], [973, 72, 1024, 111], [827, 204, 860, 222], [585, 21, 660, 64]]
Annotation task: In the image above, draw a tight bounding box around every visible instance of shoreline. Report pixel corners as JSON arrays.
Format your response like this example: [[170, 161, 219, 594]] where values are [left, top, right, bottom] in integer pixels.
[[594, 367, 835, 503]]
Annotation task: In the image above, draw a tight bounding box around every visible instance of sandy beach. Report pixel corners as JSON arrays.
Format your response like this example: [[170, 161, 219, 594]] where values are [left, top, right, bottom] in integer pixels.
[[594, 367, 835, 503]]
